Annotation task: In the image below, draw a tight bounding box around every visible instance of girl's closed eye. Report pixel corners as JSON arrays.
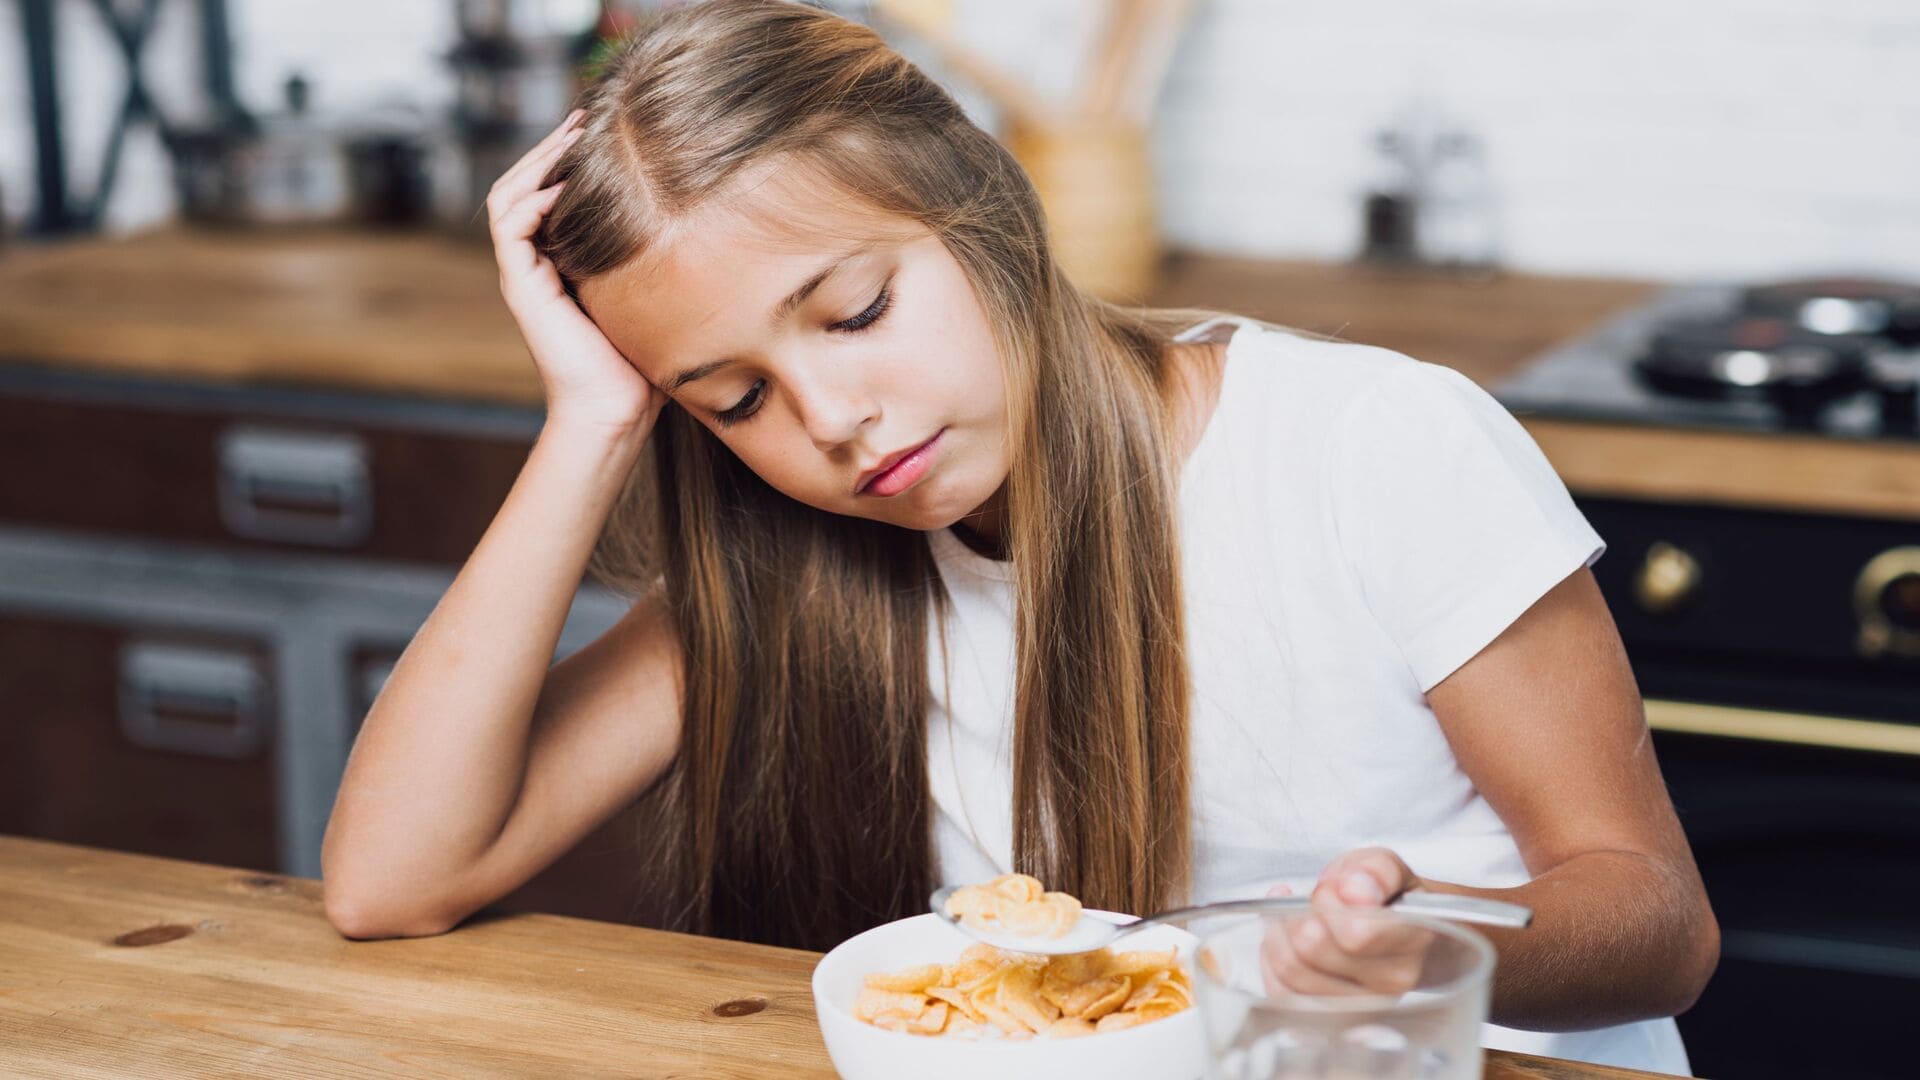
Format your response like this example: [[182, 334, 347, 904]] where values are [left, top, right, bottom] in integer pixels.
[[715, 381, 765, 427], [713, 279, 896, 427], [831, 277, 894, 333]]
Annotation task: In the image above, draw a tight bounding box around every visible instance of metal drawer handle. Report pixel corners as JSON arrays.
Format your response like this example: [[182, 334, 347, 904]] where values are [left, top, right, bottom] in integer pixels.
[[118, 641, 270, 760], [216, 425, 373, 547], [1645, 698, 1920, 758]]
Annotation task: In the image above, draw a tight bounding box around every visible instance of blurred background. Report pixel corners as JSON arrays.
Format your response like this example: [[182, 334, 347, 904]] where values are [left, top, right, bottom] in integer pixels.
[[6, 0, 1919, 277], [2, 4, 1917, 1078]]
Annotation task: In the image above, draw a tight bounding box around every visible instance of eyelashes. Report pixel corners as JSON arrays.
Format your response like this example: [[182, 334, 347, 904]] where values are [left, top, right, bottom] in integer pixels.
[[832, 279, 894, 333], [713, 384, 764, 428], [713, 279, 896, 428]]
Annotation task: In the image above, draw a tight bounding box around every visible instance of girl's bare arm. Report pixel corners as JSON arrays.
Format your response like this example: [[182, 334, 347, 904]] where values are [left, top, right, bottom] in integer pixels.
[[1419, 567, 1718, 1028], [1281, 568, 1719, 1028], [321, 110, 678, 939], [319, 421, 680, 939]]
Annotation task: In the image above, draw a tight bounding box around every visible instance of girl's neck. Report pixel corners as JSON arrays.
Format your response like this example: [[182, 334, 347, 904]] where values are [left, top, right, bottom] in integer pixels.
[[952, 482, 1009, 559]]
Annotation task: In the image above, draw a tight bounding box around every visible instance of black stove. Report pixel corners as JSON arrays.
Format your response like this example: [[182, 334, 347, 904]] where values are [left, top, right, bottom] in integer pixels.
[[1493, 276, 1920, 1080], [1496, 276, 1920, 439]]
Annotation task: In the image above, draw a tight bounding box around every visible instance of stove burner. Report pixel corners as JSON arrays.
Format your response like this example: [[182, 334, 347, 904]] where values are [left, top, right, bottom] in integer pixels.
[[1867, 351, 1920, 427], [1739, 277, 1920, 344], [1634, 315, 1870, 420], [1497, 278, 1920, 442]]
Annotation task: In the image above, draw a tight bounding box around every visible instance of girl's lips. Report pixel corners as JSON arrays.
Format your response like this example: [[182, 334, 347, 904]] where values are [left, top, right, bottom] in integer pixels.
[[858, 429, 943, 497]]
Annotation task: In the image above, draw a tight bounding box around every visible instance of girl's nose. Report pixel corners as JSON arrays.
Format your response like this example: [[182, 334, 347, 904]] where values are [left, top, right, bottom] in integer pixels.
[[790, 369, 879, 449]]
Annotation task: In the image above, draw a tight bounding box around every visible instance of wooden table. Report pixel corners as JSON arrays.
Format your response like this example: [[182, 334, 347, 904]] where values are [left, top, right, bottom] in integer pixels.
[[1, 836, 1679, 1079]]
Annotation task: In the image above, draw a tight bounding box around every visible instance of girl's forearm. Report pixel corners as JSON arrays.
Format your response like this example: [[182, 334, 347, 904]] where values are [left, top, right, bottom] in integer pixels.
[[320, 418, 648, 923], [1417, 850, 1719, 1032]]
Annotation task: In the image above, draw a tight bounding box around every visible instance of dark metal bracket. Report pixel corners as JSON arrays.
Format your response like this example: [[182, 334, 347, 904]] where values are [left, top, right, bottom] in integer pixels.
[[20, 0, 246, 238]]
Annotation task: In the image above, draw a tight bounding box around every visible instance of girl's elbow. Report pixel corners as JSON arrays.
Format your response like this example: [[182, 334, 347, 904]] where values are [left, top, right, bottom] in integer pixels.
[[1667, 901, 1721, 1017], [323, 880, 460, 941]]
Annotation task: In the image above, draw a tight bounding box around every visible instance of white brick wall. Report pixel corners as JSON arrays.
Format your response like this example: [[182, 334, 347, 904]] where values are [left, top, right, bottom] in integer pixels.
[[1143, 0, 1920, 278], [5, 0, 1917, 281]]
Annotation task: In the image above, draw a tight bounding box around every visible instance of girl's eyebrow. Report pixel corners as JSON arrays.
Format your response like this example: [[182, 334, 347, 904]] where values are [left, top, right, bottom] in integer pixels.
[[660, 357, 734, 394], [659, 244, 874, 394], [768, 246, 868, 328]]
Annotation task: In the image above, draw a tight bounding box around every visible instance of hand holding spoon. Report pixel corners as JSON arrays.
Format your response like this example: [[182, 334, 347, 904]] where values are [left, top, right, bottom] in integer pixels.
[[930, 885, 1532, 956]]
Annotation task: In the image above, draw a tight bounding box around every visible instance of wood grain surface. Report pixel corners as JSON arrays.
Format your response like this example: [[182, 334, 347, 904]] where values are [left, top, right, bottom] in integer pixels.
[[1524, 418, 1920, 522], [0, 835, 833, 1079], [0, 836, 1685, 1079], [3, 226, 1912, 520], [0, 228, 536, 406]]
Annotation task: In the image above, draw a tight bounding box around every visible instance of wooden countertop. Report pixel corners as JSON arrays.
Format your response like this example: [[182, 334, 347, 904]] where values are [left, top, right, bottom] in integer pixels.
[[1, 835, 1677, 1079], [3, 226, 1917, 520], [0, 227, 536, 406], [1156, 253, 1920, 523]]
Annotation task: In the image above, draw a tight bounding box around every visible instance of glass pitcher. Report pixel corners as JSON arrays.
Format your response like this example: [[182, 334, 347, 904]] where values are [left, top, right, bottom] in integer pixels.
[[1158, 900, 1497, 1080]]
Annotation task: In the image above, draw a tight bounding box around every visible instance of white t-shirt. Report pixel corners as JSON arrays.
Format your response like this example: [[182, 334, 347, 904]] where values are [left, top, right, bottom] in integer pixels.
[[923, 315, 1691, 1075]]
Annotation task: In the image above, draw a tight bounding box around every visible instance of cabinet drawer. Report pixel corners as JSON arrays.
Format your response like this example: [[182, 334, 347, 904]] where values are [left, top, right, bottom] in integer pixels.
[[0, 390, 532, 564], [0, 613, 279, 871]]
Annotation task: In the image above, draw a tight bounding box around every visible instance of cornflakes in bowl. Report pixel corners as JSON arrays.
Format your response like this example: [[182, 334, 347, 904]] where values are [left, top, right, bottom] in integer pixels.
[[812, 908, 1204, 1080]]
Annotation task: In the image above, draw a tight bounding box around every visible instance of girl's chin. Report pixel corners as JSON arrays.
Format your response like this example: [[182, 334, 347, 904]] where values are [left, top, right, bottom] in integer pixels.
[[874, 503, 955, 532], [808, 472, 990, 531], [811, 493, 939, 529], [865, 497, 976, 534]]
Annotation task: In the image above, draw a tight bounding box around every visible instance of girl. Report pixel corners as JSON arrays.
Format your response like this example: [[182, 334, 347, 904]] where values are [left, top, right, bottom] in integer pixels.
[[321, 1, 1716, 1073]]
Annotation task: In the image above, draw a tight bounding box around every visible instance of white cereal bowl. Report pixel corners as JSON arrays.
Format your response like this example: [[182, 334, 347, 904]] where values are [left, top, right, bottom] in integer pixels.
[[811, 910, 1205, 1080]]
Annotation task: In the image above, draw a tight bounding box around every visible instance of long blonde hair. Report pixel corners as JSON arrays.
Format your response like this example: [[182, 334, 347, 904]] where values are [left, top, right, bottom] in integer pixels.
[[536, 0, 1247, 950]]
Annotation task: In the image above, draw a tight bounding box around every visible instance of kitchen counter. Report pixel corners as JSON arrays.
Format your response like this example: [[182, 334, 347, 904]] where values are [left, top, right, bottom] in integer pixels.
[[1156, 253, 1920, 523], [1, 835, 1678, 1079], [0, 227, 535, 406], [3, 227, 1917, 520]]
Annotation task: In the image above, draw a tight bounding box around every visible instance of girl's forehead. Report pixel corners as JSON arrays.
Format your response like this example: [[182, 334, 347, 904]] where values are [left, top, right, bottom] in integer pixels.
[[600, 217, 887, 319], [704, 166, 923, 254], [579, 212, 921, 381], [575, 159, 936, 373]]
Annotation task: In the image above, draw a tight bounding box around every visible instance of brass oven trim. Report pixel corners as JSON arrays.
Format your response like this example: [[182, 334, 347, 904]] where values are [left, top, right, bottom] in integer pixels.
[[1645, 698, 1920, 758]]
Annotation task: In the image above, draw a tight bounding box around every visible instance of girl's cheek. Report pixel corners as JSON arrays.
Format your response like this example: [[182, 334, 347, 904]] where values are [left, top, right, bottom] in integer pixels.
[[750, 444, 817, 498]]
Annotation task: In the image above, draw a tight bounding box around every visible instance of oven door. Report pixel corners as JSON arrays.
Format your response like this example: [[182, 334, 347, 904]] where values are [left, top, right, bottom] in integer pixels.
[[1647, 701, 1920, 1080], [1574, 495, 1920, 1077]]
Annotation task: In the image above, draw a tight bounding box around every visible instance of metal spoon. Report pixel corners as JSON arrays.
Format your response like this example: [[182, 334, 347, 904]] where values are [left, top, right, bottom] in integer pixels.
[[929, 886, 1533, 956]]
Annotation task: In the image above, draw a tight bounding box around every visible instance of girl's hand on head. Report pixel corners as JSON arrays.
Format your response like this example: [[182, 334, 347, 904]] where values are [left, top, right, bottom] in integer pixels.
[[489, 109, 662, 438], [1257, 848, 1437, 997]]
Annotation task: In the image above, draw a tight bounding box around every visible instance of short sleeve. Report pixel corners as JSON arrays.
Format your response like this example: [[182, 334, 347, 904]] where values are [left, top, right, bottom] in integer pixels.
[[1326, 360, 1605, 693]]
